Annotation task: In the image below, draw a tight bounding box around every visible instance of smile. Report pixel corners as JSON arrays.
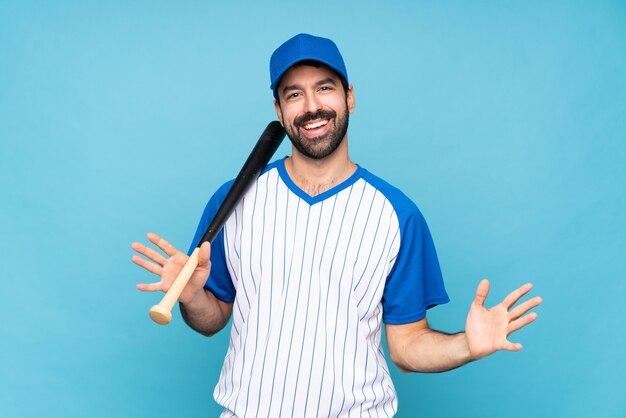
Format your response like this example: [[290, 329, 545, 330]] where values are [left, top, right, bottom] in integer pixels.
[[303, 119, 330, 130]]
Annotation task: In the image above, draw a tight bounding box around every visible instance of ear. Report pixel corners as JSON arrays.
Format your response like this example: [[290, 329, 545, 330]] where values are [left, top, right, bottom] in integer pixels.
[[346, 84, 356, 114], [274, 99, 284, 126]]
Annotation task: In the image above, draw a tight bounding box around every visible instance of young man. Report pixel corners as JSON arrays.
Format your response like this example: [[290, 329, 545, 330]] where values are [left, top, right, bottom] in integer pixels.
[[132, 33, 542, 417]]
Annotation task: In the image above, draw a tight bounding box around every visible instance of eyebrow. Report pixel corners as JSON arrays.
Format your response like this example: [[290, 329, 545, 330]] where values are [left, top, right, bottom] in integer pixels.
[[281, 77, 338, 97]]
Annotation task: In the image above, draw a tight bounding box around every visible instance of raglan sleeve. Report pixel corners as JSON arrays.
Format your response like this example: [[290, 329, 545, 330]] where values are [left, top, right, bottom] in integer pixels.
[[381, 204, 449, 324], [187, 181, 236, 303]]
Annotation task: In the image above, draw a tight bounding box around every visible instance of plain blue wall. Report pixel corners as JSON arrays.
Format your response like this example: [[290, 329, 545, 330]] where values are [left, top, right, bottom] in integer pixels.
[[1, 1, 625, 417]]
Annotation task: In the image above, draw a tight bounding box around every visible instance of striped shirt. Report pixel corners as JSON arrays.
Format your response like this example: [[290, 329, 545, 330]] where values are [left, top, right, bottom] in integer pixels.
[[189, 158, 449, 417]]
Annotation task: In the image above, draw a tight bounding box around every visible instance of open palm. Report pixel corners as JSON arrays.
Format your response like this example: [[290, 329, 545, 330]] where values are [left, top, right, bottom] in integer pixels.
[[465, 279, 542, 360]]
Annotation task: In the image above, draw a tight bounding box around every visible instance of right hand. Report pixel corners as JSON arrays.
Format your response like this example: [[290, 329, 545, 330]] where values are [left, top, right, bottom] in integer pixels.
[[131, 232, 212, 305]]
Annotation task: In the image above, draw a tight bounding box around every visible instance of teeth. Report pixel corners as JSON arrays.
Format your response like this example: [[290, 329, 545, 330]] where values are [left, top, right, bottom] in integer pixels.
[[303, 120, 328, 130]]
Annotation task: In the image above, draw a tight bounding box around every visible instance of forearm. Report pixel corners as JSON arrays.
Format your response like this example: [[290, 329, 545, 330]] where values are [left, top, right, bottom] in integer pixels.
[[388, 327, 474, 373], [179, 288, 231, 337]]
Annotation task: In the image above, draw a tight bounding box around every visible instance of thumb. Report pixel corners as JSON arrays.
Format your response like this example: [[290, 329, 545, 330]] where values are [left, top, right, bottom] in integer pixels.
[[197, 241, 212, 269], [474, 279, 490, 308]]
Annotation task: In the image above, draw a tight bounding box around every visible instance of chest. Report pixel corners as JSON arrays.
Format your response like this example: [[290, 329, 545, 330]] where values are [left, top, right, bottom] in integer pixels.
[[222, 174, 400, 316]]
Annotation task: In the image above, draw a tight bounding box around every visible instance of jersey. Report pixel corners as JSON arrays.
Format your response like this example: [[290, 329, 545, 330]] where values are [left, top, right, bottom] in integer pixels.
[[188, 158, 449, 417]]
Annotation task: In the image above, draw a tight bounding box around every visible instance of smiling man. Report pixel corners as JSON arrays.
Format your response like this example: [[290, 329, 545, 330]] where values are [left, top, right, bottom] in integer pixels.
[[132, 33, 542, 417]]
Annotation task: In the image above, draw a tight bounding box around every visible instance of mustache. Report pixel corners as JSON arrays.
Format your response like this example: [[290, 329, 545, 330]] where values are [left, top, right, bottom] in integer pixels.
[[294, 110, 336, 127]]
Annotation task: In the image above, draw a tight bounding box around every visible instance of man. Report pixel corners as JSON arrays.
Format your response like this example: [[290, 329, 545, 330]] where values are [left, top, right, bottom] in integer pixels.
[[132, 33, 542, 417]]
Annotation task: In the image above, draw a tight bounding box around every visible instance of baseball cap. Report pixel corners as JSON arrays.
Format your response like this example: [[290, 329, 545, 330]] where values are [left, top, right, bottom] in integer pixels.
[[270, 33, 348, 95]]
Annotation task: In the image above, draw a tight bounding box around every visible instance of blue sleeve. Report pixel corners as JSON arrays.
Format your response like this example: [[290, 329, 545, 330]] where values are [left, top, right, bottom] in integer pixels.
[[187, 181, 236, 303], [382, 205, 449, 324]]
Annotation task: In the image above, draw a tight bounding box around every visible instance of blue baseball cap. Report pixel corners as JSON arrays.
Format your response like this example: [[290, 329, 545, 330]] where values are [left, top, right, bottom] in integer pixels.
[[270, 33, 348, 96]]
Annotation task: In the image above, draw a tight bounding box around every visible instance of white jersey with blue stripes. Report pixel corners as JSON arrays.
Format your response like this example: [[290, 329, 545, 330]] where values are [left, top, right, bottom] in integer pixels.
[[189, 158, 449, 417]]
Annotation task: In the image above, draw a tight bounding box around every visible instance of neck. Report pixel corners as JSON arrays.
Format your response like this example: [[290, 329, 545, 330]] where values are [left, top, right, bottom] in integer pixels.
[[285, 137, 357, 197]]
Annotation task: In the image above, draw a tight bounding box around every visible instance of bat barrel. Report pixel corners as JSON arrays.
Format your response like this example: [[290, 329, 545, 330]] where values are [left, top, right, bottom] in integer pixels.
[[148, 121, 286, 325], [199, 121, 285, 245]]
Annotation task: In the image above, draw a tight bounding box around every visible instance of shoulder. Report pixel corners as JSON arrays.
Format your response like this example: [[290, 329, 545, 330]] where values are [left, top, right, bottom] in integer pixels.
[[358, 167, 425, 226]]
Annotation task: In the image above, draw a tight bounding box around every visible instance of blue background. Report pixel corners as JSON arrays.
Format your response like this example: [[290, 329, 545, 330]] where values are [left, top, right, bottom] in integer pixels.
[[1, 1, 625, 417]]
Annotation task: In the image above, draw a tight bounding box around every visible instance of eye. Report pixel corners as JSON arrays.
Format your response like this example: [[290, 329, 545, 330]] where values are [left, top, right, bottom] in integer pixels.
[[319, 85, 334, 92], [286, 92, 300, 100]]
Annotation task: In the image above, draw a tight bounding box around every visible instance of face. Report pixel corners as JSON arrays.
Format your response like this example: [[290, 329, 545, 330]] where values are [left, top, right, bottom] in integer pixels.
[[274, 64, 355, 160]]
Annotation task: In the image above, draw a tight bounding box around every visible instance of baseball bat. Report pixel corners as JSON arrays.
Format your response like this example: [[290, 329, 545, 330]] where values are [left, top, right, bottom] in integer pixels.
[[149, 121, 286, 325]]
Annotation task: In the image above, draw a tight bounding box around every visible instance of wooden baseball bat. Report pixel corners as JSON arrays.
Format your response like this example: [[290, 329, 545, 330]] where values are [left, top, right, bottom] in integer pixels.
[[149, 121, 286, 324]]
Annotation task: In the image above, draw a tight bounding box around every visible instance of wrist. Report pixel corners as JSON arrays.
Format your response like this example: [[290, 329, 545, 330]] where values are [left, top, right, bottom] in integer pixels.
[[462, 332, 479, 362], [180, 287, 208, 311]]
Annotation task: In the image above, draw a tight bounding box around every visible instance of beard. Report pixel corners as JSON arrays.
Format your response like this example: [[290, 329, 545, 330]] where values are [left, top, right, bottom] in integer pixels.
[[283, 104, 349, 160]]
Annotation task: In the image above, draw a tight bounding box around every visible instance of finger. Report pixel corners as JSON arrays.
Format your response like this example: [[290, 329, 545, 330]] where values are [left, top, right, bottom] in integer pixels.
[[473, 279, 490, 308], [136, 281, 164, 292], [147, 232, 179, 257], [131, 254, 164, 276], [131, 242, 167, 266], [503, 340, 523, 352], [508, 312, 539, 334], [509, 296, 543, 321], [502, 283, 533, 310]]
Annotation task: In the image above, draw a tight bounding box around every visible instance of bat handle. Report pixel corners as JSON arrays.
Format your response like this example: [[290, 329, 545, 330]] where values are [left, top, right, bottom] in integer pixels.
[[149, 247, 200, 325]]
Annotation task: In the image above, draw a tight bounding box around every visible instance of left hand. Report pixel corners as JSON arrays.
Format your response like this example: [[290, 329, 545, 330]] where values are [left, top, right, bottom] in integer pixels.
[[465, 279, 542, 360]]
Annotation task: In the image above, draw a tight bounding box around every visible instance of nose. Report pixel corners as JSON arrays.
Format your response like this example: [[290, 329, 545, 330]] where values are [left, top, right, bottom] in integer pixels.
[[303, 91, 322, 114]]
